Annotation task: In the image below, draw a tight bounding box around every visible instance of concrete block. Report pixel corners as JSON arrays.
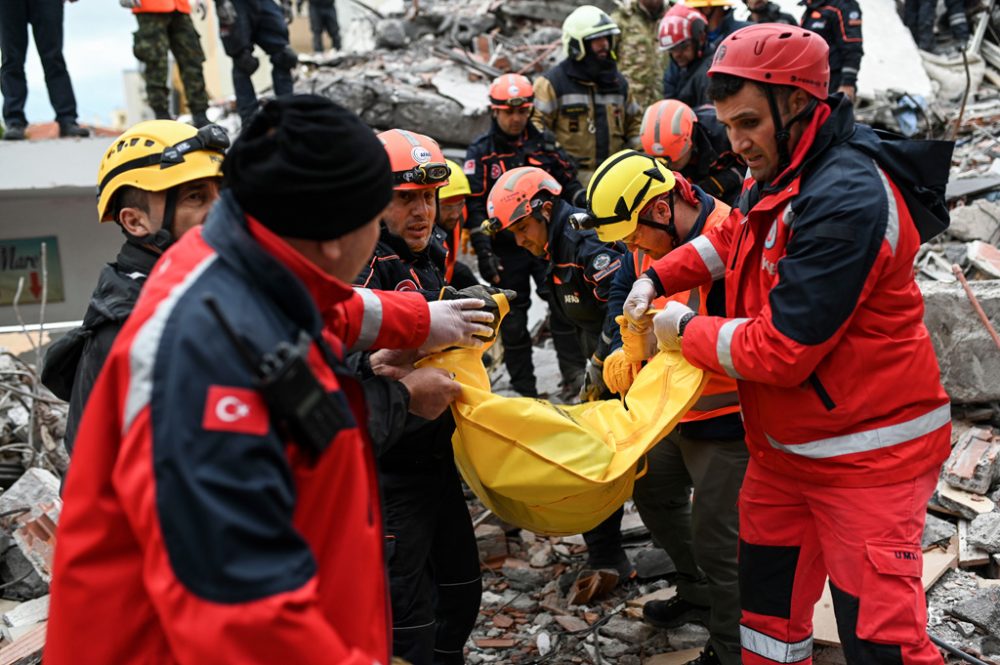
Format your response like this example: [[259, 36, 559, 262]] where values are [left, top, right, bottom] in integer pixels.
[[968, 513, 1000, 554], [943, 428, 1000, 495], [949, 587, 1000, 639], [501, 558, 551, 591], [923, 513, 958, 550], [475, 524, 508, 563], [949, 201, 1000, 243], [633, 547, 676, 580], [598, 614, 657, 643], [921, 280, 1000, 404]]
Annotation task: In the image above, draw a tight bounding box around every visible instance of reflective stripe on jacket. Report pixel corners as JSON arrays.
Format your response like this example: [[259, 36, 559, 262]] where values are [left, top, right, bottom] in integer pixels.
[[645, 97, 950, 487]]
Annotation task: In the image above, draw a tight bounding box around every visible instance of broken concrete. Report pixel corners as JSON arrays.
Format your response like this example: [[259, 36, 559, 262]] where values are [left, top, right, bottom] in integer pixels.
[[949, 200, 1000, 243], [501, 558, 551, 591], [942, 427, 1000, 494], [949, 587, 1000, 638], [920, 280, 1000, 404], [923, 513, 958, 550], [968, 513, 1000, 553], [634, 547, 677, 580]]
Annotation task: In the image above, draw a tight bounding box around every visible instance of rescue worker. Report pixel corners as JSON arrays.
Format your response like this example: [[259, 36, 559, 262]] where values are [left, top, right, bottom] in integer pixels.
[[662, 0, 747, 105], [800, 0, 863, 100], [41, 120, 228, 454], [612, 0, 669, 110], [905, 0, 969, 53], [578, 152, 746, 665], [301, 0, 341, 53], [215, 0, 298, 124], [465, 73, 588, 399], [435, 159, 478, 289], [45, 95, 495, 664], [485, 166, 634, 580], [120, 0, 210, 127], [356, 129, 484, 664], [532, 5, 643, 186], [640, 98, 744, 205], [743, 0, 796, 25], [626, 25, 954, 665], [659, 4, 714, 108]]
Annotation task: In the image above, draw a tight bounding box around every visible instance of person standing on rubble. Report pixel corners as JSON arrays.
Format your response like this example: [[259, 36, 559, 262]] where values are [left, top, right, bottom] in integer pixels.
[[800, 0, 863, 101], [743, 0, 796, 25], [355, 128, 487, 664], [300, 0, 341, 53], [41, 119, 228, 454], [579, 153, 746, 665], [121, 0, 212, 127], [214, 0, 298, 125], [485, 165, 636, 582], [465, 73, 589, 400], [532, 5, 643, 187], [625, 25, 954, 665], [659, 4, 716, 109], [612, 0, 669, 111], [904, 0, 970, 54], [641, 98, 744, 205], [45, 95, 495, 665]]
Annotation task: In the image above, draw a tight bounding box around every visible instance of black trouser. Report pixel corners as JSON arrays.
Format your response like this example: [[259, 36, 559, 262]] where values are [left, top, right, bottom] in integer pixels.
[[224, 0, 295, 123], [382, 457, 482, 664], [308, 2, 340, 51], [944, 0, 970, 42], [0, 0, 78, 125], [496, 242, 585, 395], [904, 0, 938, 50]]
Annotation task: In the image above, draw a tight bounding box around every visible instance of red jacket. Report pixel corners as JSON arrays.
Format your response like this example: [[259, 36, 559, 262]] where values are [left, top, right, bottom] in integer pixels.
[[46, 194, 430, 664], [647, 98, 950, 487], [134, 0, 191, 14]]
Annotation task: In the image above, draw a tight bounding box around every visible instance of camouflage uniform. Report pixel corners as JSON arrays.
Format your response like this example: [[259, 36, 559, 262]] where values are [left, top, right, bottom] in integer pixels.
[[133, 12, 209, 116], [612, 1, 668, 111]]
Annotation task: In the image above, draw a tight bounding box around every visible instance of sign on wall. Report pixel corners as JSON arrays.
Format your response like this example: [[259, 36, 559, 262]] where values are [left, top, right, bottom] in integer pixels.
[[0, 236, 65, 306]]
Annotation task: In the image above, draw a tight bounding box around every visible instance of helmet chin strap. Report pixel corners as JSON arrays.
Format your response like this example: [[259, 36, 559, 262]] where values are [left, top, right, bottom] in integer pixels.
[[638, 191, 679, 247], [123, 187, 178, 255], [763, 86, 818, 180]]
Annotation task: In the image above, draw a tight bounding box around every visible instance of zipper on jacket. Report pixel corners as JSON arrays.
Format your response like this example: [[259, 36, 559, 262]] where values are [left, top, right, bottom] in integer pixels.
[[807, 372, 836, 411]]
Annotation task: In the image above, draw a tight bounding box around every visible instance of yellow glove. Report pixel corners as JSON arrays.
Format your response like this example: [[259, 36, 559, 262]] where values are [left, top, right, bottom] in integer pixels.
[[602, 348, 639, 396], [617, 315, 657, 362]]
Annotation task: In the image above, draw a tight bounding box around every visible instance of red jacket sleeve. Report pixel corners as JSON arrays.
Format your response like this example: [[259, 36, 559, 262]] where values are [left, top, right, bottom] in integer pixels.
[[329, 288, 430, 352], [645, 206, 738, 296]]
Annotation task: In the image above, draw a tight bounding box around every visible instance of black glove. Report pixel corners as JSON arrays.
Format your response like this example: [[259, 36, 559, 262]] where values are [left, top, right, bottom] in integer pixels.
[[439, 285, 516, 342], [476, 250, 503, 285]]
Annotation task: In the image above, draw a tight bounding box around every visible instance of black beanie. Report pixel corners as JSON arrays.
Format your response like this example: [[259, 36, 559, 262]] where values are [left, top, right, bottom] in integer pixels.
[[223, 94, 393, 240]]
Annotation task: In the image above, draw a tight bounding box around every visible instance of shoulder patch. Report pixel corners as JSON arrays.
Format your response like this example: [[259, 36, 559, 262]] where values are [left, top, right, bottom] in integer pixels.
[[203, 386, 269, 436], [463, 159, 476, 175], [395, 279, 419, 291], [592, 253, 611, 271]]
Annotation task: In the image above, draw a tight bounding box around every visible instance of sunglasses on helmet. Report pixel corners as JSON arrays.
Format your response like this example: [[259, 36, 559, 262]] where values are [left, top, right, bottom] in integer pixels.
[[393, 161, 450, 186]]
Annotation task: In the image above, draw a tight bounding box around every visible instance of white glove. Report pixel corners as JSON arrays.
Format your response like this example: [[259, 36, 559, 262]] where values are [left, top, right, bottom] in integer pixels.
[[119, 0, 141, 8], [623, 277, 657, 330], [652, 301, 694, 352], [421, 298, 495, 353]]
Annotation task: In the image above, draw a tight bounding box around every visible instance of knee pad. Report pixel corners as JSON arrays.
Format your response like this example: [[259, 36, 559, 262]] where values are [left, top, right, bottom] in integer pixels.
[[271, 45, 298, 71], [234, 50, 260, 75]]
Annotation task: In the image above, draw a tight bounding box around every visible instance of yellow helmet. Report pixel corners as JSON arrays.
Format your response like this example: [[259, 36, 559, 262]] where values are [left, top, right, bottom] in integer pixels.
[[439, 159, 471, 200], [578, 150, 675, 242], [685, 0, 733, 6], [562, 5, 621, 61], [96, 120, 229, 223]]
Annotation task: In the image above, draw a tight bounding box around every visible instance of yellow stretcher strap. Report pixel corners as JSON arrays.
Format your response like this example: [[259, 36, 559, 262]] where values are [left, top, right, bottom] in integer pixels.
[[417, 294, 706, 536]]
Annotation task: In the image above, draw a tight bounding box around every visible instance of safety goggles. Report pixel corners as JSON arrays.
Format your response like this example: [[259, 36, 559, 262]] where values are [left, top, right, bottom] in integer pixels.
[[491, 97, 534, 109], [393, 161, 450, 187], [97, 123, 230, 196]]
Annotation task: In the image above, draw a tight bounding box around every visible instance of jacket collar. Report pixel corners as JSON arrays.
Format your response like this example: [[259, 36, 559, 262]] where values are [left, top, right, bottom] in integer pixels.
[[681, 187, 717, 245], [379, 223, 432, 265], [201, 191, 339, 337], [115, 240, 160, 277]]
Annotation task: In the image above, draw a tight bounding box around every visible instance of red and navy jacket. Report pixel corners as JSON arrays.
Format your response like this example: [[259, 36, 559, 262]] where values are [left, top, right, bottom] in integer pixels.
[[47, 192, 431, 665], [545, 199, 625, 360], [644, 96, 951, 487], [465, 120, 584, 256], [800, 0, 864, 89]]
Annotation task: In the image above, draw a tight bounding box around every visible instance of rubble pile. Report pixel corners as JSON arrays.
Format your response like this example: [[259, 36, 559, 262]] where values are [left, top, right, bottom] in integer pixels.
[[293, 0, 615, 146]]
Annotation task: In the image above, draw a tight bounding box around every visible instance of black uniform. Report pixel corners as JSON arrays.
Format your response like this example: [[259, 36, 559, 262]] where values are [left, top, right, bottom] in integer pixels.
[[800, 0, 864, 91], [747, 2, 797, 25], [684, 106, 745, 207], [905, 0, 969, 52], [662, 47, 714, 109], [543, 198, 633, 572], [353, 225, 481, 665], [464, 120, 587, 397], [41, 242, 158, 454]]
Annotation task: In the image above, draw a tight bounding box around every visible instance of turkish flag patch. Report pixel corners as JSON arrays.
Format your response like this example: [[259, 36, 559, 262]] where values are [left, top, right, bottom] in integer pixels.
[[202, 386, 269, 436]]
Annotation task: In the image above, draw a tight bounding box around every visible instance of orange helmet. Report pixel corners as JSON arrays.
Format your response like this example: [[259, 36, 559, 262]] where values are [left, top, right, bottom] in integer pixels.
[[489, 74, 534, 109], [641, 100, 698, 165], [377, 128, 450, 190], [485, 166, 562, 233]]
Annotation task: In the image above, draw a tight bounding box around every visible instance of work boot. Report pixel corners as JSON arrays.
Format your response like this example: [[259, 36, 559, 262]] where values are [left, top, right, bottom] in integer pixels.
[[2, 123, 26, 141], [59, 121, 90, 138], [191, 110, 211, 128], [685, 646, 721, 665], [642, 595, 710, 629]]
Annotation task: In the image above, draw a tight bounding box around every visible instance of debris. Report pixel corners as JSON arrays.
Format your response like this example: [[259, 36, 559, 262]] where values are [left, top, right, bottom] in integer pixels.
[[501, 557, 550, 591], [567, 569, 618, 606], [968, 513, 1000, 553], [633, 548, 676, 580], [959, 519, 992, 567], [1, 595, 48, 631], [968, 241, 1000, 278], [942, 428, 1000, 494], [0, 469, 61, 584], [949, 587, 1000, 638], [923, 513, 959, 550], [475, 523, 508, 564], [949, 201, 1000, 242], [932, 481, 997, 519]]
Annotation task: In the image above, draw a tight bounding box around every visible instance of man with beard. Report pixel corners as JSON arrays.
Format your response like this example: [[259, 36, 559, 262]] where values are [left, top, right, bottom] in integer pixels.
[[464, 73, 588, 399], [532, 5, 643, 187]]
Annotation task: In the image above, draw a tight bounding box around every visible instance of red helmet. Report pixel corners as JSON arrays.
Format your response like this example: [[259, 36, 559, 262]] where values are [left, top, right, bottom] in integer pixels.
[[708, 24, 830, 99], [485, 167, 562, 233], [657, 4, 707, 52], [378, 129, 450, 190], [489, 74, 534, 109], [641, 100, 698, 165]]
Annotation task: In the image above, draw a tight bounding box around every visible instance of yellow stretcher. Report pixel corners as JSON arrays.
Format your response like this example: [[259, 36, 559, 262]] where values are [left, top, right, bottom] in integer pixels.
[[418, 294, 706, 536]]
